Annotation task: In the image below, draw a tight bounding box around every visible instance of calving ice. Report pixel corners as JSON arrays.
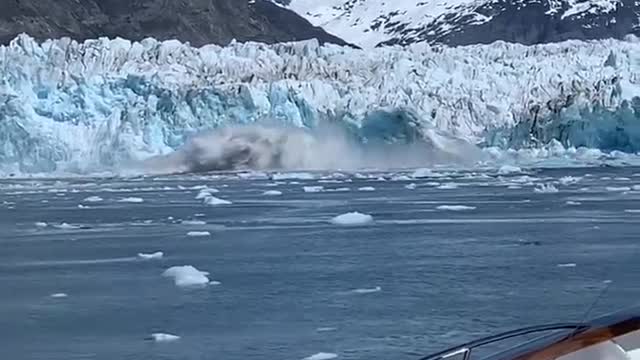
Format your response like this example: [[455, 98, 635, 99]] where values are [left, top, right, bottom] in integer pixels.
[[2, 33, 640, 175]]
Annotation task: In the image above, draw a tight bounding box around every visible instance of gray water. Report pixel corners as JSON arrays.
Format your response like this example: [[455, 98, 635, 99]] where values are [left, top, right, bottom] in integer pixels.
[[1, 167, 639, 360]]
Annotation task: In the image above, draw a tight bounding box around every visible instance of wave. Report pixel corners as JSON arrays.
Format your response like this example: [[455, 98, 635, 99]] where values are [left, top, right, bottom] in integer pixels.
[[2, 34, 640, 175]]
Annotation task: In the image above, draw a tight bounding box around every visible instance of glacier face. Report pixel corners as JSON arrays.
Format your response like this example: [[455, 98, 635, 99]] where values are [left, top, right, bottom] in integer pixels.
[[1, 34, 640, 175]]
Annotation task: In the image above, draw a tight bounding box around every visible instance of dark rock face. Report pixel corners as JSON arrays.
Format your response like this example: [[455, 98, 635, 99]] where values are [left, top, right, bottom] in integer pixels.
[[0, 0, 348, 46], [378, 0, 640, 47]]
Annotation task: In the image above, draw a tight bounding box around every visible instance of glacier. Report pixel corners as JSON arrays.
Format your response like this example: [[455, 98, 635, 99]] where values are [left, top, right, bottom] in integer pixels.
[[1, 34, 640, 175]]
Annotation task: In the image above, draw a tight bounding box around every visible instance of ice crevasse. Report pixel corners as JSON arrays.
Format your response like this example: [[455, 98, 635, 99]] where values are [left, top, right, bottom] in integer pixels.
[[2, 33, 640, 174]]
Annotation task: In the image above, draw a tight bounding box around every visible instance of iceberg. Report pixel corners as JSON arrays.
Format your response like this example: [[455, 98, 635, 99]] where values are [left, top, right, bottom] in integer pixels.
[[2, 34, 640, 174]]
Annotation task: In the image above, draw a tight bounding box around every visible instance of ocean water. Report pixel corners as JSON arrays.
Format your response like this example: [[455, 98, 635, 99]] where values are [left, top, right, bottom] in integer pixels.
[[1, 167, 639, 360]]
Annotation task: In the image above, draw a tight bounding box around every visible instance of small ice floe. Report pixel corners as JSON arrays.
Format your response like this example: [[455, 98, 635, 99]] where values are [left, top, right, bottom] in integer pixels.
[[350, 286, 381, 294], [437, 183, 458, 190], [118, 197, 144, 203], [391, 175, 412, 181], [436, 205, 476, 211], [302, 353, 338, 360], [498, 165, 521, 175], [558, 176, 581, 185], [187, 231, 210, 237], [412, 168, 435, 178], [566, 201, 581, 206], [405, 183, 417, 190], [330, 212, 373, 225], [615, 177, 631, 181], [327, 187, 350, 192], [263, 190, 283, 196], [181, 220, 206, 225], [303, 186, 324, 193], [137, 252, 164, 260], [273, 172, 315, 180], [202, 196, 232, 205], [83, 196, 103, 203], [534, 183, 559, 193], [605, 186, 630, 192], [163, 265, 211, 287], [35, 222, 48, 228], [54, 222, 80, 230], [507, 185, 522, 189], [77, 204, 89, 209], [195, 188, 219, 199], [557, 263, 577, 268], [624, 209, 640, 213], [149, 333, 180, 342], [633, 185, 640, 191], [358, 186, 375, 192], [50, 293, 68, 298], [316, 327, 337, 332]]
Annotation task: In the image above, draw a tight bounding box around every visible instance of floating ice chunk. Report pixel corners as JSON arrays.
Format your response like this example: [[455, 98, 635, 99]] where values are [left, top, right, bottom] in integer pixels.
[[150, 333, 181, 342], [350, 286, 381, 294], [559, 176, 581, 185], [358, 186, 375, 191], [181, 220, 206, 225], [327, 187, 350, 192], [303, 353, 338, 360], [163, 265, 210, 287], [391, 175, 412, 181], [498, 165, 521, 174], [83, 196, 103, 202], [303, 186, 324, 193], [411, 168, 434, 178], [54, 222, 80, 230], [273, 172, 315, 180], [77, 204, 89, 209], [606, 186, 631, 192], [615, 177, 631, 181], [632, 185, 640, 191], [437, 183, 458, 189], [405, 183, 417, 190], [118, 197, 144, 203], [138, 252, 164, 260], [50, 293, 68, 298], [534, 183, 559, 193], [566, 201, 581, 205], [187, 231, 210, 237], [557, 263, 577, 268], [330, 212, 373, 225], [507, 185, 522, 189], [263, 190, 283, 196], [436, 205, 476, 211], [195, 188, 219, 199], [203, 196, 232, 205], [35, 222, 48, 228], [316, 327, 337, 332], [624, 209, 640, 213]]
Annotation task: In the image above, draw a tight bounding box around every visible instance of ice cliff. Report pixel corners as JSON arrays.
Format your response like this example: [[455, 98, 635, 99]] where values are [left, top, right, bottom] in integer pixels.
[[1, 34, 639, 174]]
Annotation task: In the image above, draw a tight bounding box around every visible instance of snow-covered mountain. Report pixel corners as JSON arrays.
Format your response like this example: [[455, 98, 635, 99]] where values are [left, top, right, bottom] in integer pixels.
[[277, 0, 639, 48]]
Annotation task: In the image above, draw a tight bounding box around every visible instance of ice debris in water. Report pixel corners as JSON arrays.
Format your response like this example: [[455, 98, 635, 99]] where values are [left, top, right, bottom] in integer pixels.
[[633, 185, 640, 191], [405, 183, 417, 189], [358, 186, 375, 191], [303, 186, 324, 193], [195, 188, 219, 199], [54, 222, 80, 230], [606, 186, 631, 192], [436, 205, 476, 211], [35, 222, 48, 228], [330, 212, 373, 225], [83, 196, 103, 202], [316, 327, 338, 332], [303, 353, 338, 360], [498, 165, 522, 175], [202, 196, 232, 205], [187, 231, 210, 237], [162, 265, 211, 287], [391, 175, 412, 181], [150, 333, 181, 342], [50, 293, 68, 298], [534, 183, 559, 193], [350, 286, 381, 294], [118, 197, 144, 203], [437, 183, 458, 189], [557, 263, 577, 268], [138, 252, 164, 260], [566, 201, 582, 205], [559, 176, 581, 185], [273, 172, 315, 181], [181, 220, 206, 225], [411, 168, 434, 178], [263, 190, 283, 196]]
